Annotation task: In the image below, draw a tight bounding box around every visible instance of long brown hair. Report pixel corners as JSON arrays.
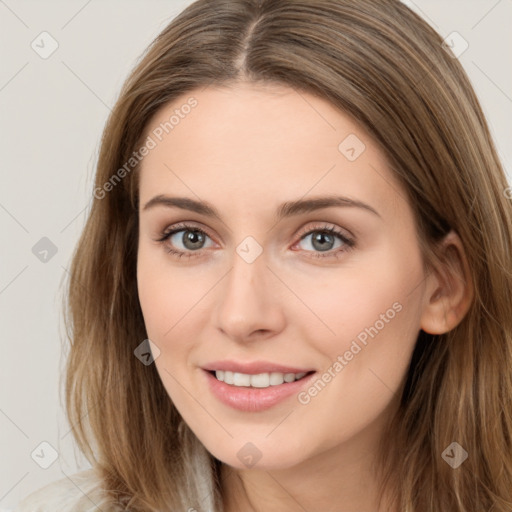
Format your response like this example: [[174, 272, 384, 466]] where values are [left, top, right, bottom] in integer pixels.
[[63, 0, 512, 510]]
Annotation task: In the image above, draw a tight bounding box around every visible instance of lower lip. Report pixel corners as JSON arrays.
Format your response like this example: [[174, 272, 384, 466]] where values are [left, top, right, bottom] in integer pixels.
[[203, 370, 316, 412]]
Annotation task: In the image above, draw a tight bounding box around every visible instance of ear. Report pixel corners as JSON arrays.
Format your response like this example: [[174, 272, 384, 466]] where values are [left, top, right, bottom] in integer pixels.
[[420, 230, 474, 335]]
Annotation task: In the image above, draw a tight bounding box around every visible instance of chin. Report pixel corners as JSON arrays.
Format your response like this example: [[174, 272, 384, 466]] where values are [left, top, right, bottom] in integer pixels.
[[200, 435, 312, 471]]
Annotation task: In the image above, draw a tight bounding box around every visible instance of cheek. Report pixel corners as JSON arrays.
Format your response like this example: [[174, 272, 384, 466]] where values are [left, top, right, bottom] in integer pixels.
[[136, 249, 202, 402], [298, 249, 424, 423], [136, 244, 208, 340], [287, 259, 424, 453], [295, 244, 424, 354], [137, 260, 173, 340], [295, 242, 424, 420]]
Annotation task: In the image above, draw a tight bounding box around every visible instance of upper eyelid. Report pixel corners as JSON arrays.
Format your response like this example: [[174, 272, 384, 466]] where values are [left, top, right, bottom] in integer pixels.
[[296, 223, 353, 240], [160, 222, 215, 241], [160, 221, 354, 245]]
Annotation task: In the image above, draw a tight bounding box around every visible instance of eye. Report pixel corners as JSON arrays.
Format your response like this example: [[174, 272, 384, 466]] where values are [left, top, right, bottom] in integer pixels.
[[155, 222, 355, 260], [292, 224, 355, 259], [156, 222, 214, 259]]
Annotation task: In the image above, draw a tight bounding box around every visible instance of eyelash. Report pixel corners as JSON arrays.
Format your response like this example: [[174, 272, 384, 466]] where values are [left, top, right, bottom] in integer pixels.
[[155, 222, 356, 260]]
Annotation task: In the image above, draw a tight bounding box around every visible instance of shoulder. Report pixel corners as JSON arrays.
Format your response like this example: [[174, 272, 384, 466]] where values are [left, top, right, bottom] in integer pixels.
[[14, 469, 122, 512]]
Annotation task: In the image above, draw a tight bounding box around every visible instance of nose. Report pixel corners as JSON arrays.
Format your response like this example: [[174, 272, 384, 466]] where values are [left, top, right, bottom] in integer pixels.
[[214, 247, 286, 344]]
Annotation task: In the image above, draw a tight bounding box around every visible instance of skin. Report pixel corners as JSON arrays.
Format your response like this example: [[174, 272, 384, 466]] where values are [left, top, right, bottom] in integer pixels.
[[136, 82, 473, 511]]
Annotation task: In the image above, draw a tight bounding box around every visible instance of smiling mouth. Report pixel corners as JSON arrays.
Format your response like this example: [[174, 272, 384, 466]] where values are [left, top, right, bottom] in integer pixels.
[[207, 370, 315, 388]]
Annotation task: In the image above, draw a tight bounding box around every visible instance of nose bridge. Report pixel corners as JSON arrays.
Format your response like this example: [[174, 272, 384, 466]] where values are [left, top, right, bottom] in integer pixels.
[[214, 236, 283, 340], [222, 238, 267, 309]]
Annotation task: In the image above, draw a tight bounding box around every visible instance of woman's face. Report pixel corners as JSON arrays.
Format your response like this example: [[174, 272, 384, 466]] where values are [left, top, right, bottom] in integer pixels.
[[137, 82, 431, 470]]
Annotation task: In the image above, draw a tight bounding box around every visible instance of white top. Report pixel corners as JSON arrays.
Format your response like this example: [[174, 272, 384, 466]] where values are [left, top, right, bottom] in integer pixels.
[[14, 470, 122, 512]]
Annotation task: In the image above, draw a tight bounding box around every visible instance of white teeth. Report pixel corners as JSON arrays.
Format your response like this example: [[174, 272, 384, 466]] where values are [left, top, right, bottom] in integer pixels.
[[214, 370, 308, 388], [250, 373, 270, 387], [269, 372, 284, 385], [233, 372, 251, 386]]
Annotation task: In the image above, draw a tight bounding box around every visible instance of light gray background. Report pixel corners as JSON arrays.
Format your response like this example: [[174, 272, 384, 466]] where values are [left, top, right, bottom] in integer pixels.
[[1, 1, 511, 510]]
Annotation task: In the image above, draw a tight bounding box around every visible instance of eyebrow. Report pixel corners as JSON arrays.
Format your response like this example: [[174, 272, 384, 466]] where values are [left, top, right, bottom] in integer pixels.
[[142, 194, 381, 220]]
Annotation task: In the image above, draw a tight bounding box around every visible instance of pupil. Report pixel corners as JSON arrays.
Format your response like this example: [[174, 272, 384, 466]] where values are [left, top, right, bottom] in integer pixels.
[[312, 232, 333, 252], [184, 230, 204, 249]]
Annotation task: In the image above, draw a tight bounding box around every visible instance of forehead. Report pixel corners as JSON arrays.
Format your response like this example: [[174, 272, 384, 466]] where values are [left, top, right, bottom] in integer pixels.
[[138, 82, 404, 220]]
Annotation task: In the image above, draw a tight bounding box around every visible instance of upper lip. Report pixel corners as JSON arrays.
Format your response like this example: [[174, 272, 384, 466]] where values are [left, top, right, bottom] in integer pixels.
[[202, 360, 315, 375]]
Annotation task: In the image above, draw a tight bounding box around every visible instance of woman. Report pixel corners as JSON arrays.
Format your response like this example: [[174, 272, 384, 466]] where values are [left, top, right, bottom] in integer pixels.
[[16, 0, 512, 510]]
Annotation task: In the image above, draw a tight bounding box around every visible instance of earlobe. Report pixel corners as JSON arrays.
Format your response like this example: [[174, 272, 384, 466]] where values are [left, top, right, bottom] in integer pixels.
[[420, 231, 474, 335]]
